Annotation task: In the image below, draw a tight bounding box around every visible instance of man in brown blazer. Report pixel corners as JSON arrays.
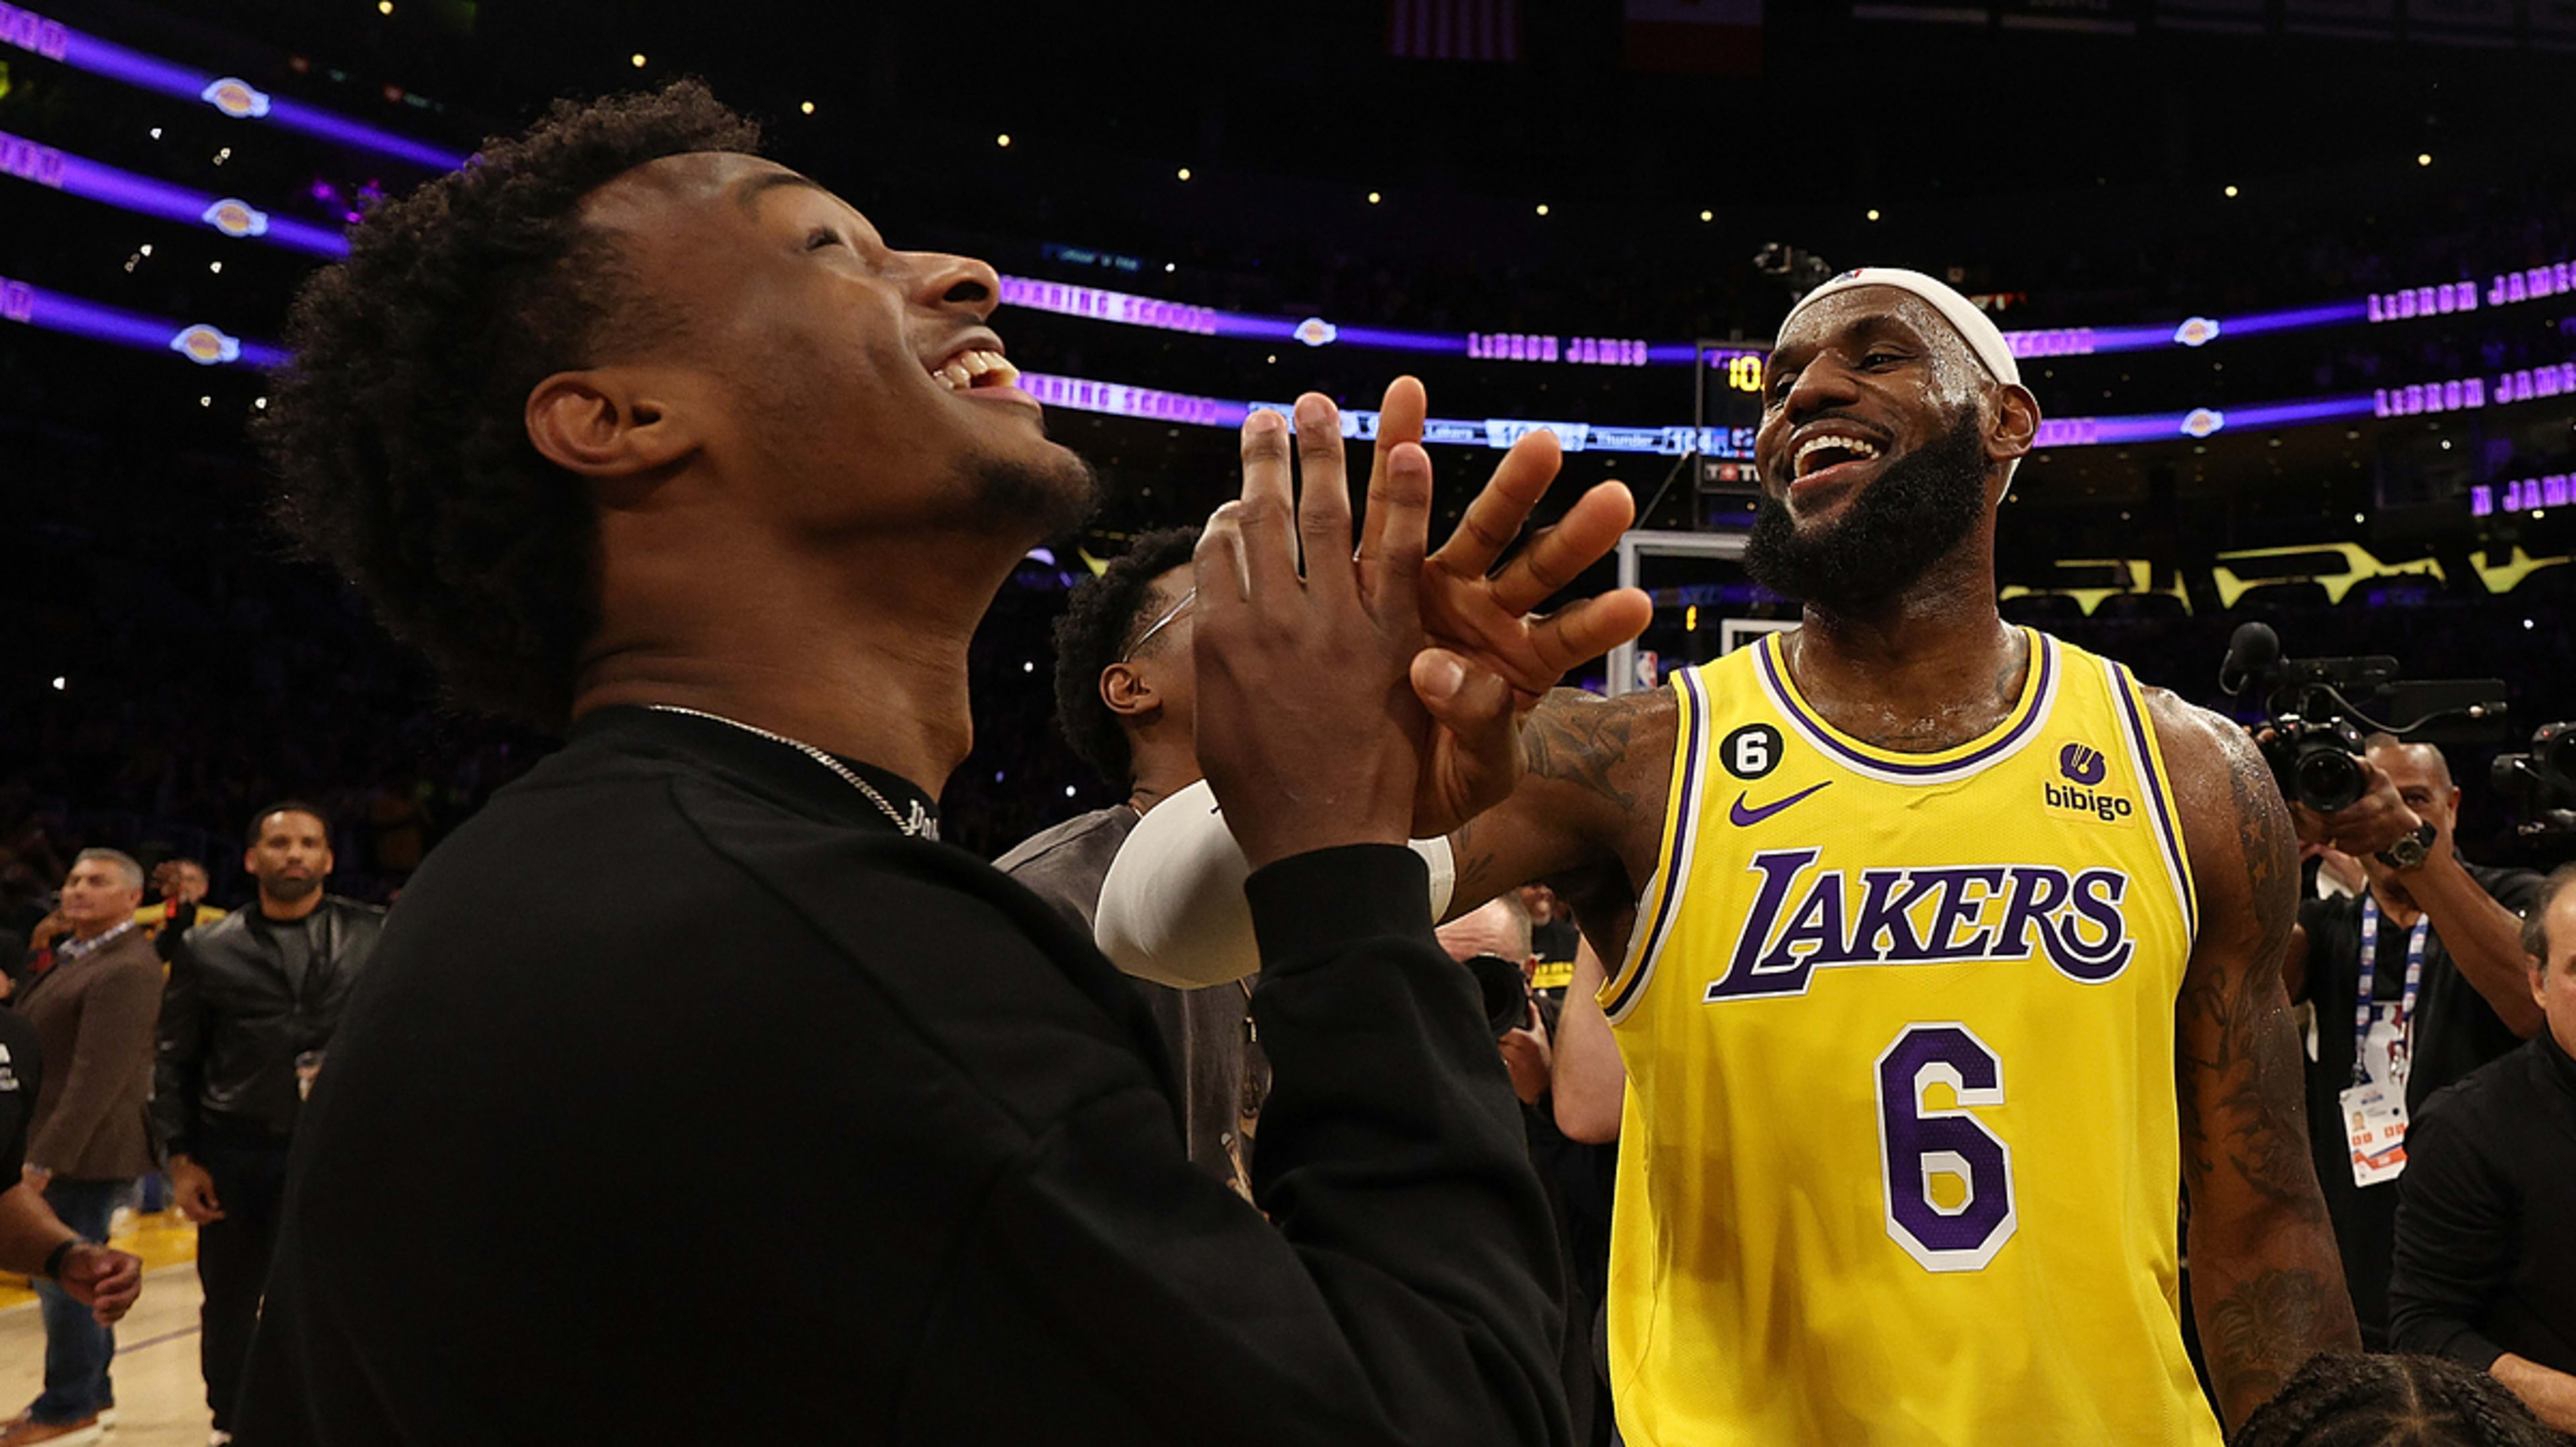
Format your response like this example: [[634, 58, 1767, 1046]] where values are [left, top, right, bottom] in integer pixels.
[[6, 848, 161, 1447]]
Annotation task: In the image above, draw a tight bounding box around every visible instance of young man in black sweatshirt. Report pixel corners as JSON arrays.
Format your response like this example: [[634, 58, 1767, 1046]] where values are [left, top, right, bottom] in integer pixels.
[[238, 82, 1644, 1444]]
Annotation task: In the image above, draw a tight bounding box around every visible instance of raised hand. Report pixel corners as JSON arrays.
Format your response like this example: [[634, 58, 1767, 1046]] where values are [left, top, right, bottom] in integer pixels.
[[1191, 394, 1436, 871], [1355, 378, 1653, 837]]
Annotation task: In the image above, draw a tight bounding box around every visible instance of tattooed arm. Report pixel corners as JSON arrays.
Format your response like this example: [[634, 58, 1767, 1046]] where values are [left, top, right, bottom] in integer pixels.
[[2151, 692, 2361, 1431], [1441, 685, 1678, 922]]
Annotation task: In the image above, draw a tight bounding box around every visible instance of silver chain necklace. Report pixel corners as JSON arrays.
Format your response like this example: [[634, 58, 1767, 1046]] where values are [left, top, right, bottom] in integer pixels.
[[647, 705, 932, 838]]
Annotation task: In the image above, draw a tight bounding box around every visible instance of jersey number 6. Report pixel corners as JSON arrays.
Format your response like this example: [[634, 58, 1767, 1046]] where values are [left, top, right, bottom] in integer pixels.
[[1875, 1022, 2019, 1273]]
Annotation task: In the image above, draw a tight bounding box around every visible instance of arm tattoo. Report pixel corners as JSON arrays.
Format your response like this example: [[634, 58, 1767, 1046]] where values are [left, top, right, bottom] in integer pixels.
[[1517, 689, 1646, 814], [1444, 835, 1507, 922], [2175, 741, 2315, 1211], [2170, 712, 2360, 1428], [2202, 1268, 2343, 1411], [1443, 688, 1668, 919]]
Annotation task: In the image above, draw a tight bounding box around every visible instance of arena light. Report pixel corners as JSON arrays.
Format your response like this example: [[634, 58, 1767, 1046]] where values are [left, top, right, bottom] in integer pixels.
[[8, 2, 2557, 374], [1002, 244, 2570, 367], [0, 270, 286, 368], [0, 127, 351, 257], [7, 263, 2561, 461], [0, 3, 466, 170], [991, 272, 1758, 374]]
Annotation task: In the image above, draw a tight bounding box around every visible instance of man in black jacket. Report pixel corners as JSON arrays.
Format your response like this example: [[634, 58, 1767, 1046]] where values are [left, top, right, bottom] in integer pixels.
[[156, 803, 384, 1441], [235, 82, 1643, 1444], [2389, 863, 2576, 1433]]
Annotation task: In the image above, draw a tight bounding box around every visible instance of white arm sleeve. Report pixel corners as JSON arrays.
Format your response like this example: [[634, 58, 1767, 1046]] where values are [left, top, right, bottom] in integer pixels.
[[1093, 779, 1456, 988]]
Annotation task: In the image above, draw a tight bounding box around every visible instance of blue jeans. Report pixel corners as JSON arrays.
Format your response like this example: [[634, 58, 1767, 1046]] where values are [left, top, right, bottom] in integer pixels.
[[31, 1177, 135, 1425]]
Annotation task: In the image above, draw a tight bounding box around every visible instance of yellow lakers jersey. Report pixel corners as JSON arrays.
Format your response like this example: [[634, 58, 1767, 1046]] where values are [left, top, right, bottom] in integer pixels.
[[1603, 627, 2220, 1447]]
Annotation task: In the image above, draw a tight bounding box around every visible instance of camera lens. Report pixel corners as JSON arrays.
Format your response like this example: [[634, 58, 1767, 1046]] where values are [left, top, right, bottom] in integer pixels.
[[2541, 727, 2576, 788], [1463, 953, 1530, 1036], [2294, 745, 2367, 814]]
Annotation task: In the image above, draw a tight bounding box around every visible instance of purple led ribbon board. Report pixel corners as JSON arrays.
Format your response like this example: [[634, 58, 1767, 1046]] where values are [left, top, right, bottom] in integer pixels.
[[5, 253, 2563, 450], [0, 2, 466, 170], [994, 263, 2555, 370], [1, 128, 350, 257], [15, 1, 2575, 368], [2470, 472, 2575, 517], [0, 270, 286, 368], [2473, 471, 2576, 515]]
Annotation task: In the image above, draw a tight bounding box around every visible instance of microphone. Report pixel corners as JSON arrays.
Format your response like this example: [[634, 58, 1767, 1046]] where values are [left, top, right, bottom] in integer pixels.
[[2220, 621, 2279, 696]]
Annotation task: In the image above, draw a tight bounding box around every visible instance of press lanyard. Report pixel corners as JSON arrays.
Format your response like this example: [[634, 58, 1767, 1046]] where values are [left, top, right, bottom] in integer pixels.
[[2352, 893, 2429, 1087]]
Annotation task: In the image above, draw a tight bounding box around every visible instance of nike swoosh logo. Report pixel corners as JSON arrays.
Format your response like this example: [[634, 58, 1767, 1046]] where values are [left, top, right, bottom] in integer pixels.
[[1729, 781, 1832, 827]]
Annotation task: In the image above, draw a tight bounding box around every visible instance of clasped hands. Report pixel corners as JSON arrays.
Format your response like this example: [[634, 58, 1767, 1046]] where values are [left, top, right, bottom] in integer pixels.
[[1192, 376, 1653, 871]]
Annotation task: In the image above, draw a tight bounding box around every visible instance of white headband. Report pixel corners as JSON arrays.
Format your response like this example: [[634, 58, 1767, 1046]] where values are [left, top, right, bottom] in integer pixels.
[[1778, 266, 2022, 388]]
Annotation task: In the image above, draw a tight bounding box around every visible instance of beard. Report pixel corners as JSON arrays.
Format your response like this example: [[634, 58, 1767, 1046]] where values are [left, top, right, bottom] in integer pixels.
[[956, 443, 1101, 544], [260, 872, 321, 903], [1746, 409, 1989, 614]]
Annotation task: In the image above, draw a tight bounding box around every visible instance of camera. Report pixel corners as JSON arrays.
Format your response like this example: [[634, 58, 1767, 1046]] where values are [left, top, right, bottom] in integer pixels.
[[2491, 721, 2576, 828], [2265, 715, 2373, 814], [1462, 953, 1534, 1037], [2218, 622, 2509, 814]]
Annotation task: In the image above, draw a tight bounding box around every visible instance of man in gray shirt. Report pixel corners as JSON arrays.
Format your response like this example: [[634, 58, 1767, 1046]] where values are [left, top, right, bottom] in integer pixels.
[[999, 525, 1265, 1193]]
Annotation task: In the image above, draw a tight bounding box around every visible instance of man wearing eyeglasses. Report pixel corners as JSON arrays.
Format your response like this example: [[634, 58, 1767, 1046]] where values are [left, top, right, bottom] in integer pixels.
[[998, 526, 1267, 1195]]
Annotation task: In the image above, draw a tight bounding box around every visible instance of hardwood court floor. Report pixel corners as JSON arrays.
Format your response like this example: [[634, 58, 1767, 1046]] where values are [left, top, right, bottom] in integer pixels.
[[0, 1210, 213, 1446]]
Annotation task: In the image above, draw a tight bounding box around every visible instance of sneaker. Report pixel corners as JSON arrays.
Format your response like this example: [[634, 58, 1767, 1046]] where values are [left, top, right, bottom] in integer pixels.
[[91, 1410, 111, 1432], [0, 1411, 105, 1446], [207, 1433, 232, 1446]]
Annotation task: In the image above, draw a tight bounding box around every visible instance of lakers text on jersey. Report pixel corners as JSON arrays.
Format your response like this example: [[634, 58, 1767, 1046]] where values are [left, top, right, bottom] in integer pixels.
[[1601, 627, 2222, 1447]]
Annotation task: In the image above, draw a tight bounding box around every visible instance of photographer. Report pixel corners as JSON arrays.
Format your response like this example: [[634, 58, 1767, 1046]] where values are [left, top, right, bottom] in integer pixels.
[[2282, 734, 2544, 1348]]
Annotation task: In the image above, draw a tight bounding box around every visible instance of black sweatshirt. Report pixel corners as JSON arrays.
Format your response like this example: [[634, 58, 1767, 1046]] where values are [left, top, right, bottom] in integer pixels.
[[233, 707, 1569, 1446], [2387, 1029, 2576, 1375]]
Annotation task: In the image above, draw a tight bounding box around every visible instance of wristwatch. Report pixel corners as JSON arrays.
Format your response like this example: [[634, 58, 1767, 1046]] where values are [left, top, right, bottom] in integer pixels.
[[2375, 820, 2438, 871]]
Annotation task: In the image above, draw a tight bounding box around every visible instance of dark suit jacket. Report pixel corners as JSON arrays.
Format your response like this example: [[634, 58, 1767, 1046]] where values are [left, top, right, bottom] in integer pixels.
[[15, 924, 162, 1181]]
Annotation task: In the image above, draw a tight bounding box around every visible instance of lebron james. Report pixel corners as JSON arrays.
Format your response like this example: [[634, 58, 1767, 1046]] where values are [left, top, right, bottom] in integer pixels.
[[1112, 269, 2371, 1443]]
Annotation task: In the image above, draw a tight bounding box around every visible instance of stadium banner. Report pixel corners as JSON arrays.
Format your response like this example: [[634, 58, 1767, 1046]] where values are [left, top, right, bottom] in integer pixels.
[[1624, 0, 1763, 74], [1996, 0, 2141, 35], [2404, 0, 2512, 46], [2535, 0, 2576, 47], [1387, 0, 1522, 62], [2284, 0, 2396, 38], [1849, 3, 1991, 25], [2156, 0, 2265, 33]]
